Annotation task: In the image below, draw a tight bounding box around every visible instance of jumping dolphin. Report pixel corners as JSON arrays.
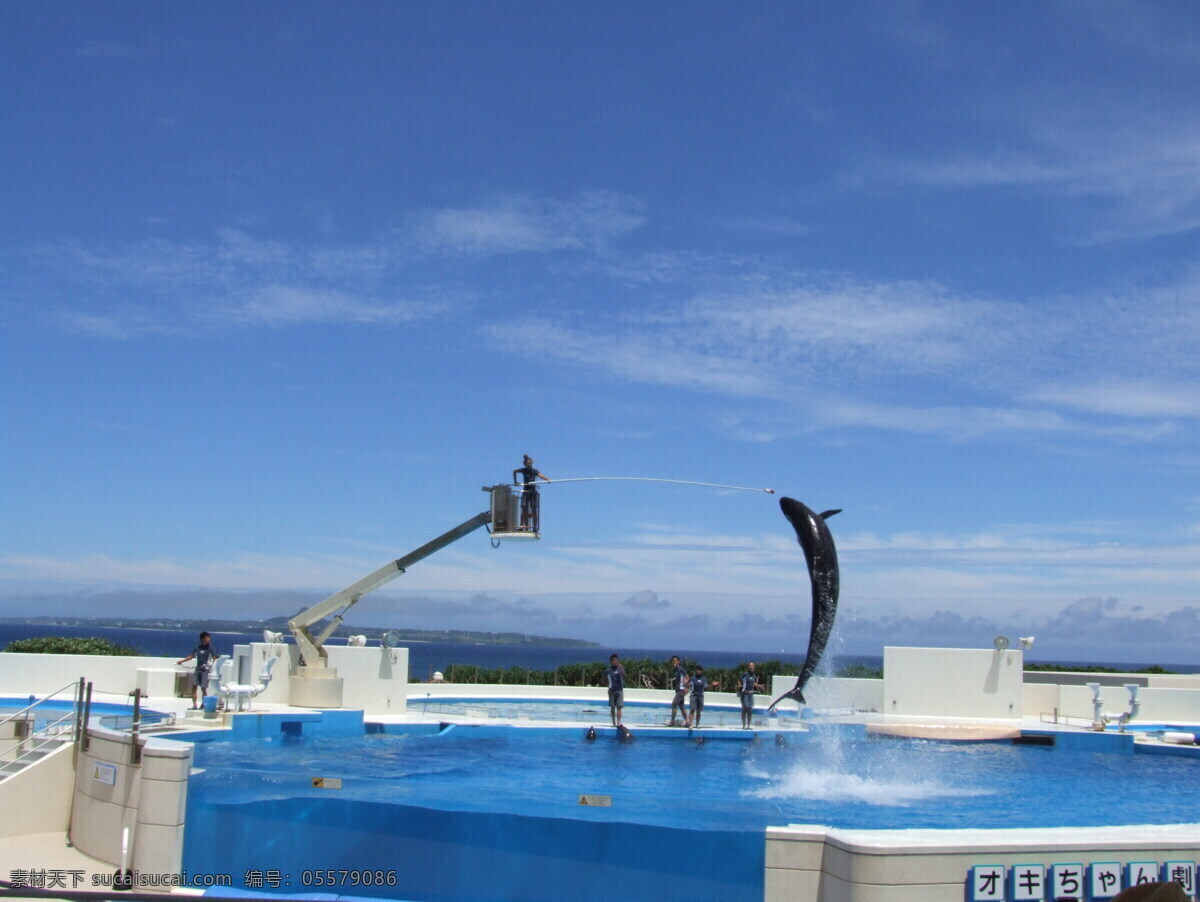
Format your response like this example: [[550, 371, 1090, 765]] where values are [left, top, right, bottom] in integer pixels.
[[768, 497, 841, 708]]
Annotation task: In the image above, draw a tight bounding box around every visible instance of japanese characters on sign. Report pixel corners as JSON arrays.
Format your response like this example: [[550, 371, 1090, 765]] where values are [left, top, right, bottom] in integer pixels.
[[968, 859, 1197, 902]]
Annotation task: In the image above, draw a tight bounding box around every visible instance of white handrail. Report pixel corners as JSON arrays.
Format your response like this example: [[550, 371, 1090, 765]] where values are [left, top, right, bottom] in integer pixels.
[[0, 679, 84, 780], [0, 680, 82, 726]]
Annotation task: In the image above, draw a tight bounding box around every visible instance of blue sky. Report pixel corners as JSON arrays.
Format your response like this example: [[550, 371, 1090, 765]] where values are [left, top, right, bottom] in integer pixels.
[[3, 2, 1199, 663]]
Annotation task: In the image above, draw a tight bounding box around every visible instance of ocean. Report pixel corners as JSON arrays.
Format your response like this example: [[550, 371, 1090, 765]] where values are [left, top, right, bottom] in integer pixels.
[[0, 621, 1194, 679], [0, 621, 872, 679]]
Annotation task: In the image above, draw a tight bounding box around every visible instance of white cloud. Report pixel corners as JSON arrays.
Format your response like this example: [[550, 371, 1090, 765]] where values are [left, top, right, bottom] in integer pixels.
[[623, 589, 670, 610], [55, 306, 186, 340], [6, 515, 1197, 621], [490, 280, 988, 400], [486, 322, 775, 397], [23, 193, 649, 338], [1028, 381, 1200, 419], [214, 229, 291, 267], [22, 202, 1200, 446], [682, 281, 1019, 376], [217, 285, 428, 328], [26, 231, 447, 338], [1079, 3, 1200, 76], [416, 192, 644, 256], [881, 106, 1200, 241], [486, 264, 1200, 440], [0, 551, 352, 590]]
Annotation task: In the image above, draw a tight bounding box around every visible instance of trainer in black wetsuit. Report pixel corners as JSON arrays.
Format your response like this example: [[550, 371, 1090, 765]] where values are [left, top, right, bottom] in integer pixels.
[[512, 455, 551, 531], [177, 631, 217, 710], [669, 656, 690, 726], [605, 654, 626, 727]]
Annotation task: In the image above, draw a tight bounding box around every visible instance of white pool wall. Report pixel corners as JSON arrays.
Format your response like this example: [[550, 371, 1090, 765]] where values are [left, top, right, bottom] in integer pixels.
[[225, 642, 409, 713], [9, 645, 1200, 724], [0, 654, 180, 696], [765, 823, 1200, 902], [769, 675, 884, 712], [68, 726, 193, 877], [0, 720, 73, 839], [882, 647, 1025, 720]]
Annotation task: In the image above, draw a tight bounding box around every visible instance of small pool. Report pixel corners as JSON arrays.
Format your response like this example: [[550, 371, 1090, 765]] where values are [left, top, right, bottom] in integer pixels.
[[2, 695, 133, 715], [410, 695, 798, 728], [180, 720, 1200, 902], [1111, 723, 1200, 733], [0, 695, 167, 730]]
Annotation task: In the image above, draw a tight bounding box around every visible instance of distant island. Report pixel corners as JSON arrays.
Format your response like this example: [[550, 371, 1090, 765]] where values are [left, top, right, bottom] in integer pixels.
[[0, 615, 600, 649]]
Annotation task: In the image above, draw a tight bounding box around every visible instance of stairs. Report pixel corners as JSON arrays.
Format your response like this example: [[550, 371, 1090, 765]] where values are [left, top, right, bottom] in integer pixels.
[[0, 736, 71, 779]]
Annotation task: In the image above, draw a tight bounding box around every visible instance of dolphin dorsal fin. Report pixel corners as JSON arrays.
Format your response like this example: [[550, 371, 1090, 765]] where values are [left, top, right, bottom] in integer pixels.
[[818, 509, 842, 520]]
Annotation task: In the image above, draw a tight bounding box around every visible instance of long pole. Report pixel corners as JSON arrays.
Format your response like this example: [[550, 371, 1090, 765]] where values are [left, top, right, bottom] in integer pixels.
[[529, 477, 775, 494]]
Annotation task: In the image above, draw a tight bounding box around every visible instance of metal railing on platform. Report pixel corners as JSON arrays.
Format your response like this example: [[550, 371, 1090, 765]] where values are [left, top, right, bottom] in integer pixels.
[[0, 679, 85, 780]]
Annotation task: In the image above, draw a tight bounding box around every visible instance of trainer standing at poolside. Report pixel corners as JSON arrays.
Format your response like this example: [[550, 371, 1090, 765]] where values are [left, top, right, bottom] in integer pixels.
[[669, 655, 690, 727], [689, 665, 708, 727], [738, 662, 764, 729], [178, 631, 217, 710], [605, 653, 626, 727]]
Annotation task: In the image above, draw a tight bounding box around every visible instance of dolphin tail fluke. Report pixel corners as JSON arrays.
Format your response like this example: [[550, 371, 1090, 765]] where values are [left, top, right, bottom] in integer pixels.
[[767, 686, 806, 710]]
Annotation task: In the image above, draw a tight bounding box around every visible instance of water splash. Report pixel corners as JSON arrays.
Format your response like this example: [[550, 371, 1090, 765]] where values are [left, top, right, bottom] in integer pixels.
[[743, 759, 989, 807], [742, 725, 993, 808]]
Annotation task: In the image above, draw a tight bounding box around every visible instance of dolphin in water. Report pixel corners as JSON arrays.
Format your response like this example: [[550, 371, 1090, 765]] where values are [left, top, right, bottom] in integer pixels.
[[768, 497, 841, 708]]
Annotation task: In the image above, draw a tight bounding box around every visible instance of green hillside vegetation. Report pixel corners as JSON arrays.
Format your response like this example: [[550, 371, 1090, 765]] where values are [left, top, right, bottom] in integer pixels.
[[3, 636, 141, 656], [432, 660, 1178, 686], [436, 658, 881, 687], [1024, 663, 1174, 674]]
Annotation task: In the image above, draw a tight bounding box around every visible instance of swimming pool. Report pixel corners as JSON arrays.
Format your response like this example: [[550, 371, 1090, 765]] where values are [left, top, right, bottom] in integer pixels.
[[179, 720, 1200, 902], [0, 695, 135, 715], [0, 695, 167, 729], [409, 695, 800, 728]]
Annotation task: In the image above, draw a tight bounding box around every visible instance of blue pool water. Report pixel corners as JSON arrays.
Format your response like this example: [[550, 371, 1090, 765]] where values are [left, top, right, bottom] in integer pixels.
[[179, 719, 1200, 902], [1, 695, 135, 715], [409, 695, 794, 727], [0, 696, 167, 731]]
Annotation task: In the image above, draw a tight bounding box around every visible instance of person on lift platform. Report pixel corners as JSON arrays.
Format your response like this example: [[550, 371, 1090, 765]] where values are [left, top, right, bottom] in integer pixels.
[[513, 455, 551, 531]]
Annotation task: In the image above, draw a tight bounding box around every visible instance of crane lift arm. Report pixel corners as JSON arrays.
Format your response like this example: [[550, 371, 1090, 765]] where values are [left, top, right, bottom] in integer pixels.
[[287, 508, 491, 670]]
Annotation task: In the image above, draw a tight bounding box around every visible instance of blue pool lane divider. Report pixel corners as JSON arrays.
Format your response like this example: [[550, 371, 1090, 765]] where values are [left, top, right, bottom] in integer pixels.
[[969, 860, 1197, 900]]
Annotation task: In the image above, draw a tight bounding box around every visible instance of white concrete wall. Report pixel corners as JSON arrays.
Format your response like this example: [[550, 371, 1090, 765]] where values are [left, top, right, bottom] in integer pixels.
[[408, 680, 756, 709], [1128, 687, 1200, 723], [414, 682, 627, 701], [766, 823, 1200, 902], [410, 677, 887, 717], [227, 642, 297, 706], [326, 644, 409, 714], [1022, 681, 1060, 720], [218, 643, 410, 713], [0, 643, 412, 713], [135, 667, 186, 698], [5, 644, 1198, 727], [883, 647, 1023, 720], [1147, 674, 1200, 690], [1058, 683, 1200, 726], [69, 727, 192, 876], [0, 654, 182, 697], [767, 676, 884, 712], [0, 742, 74, 838]]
